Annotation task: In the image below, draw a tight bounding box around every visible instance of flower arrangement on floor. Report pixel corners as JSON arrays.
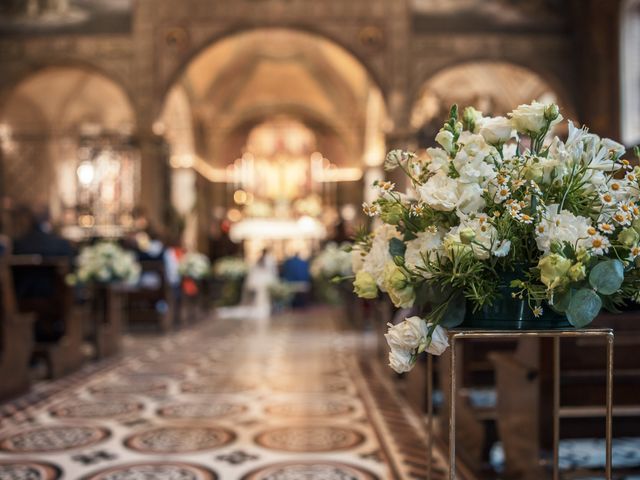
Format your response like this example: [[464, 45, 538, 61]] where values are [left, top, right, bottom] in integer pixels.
[[351, 101, 640, 373], [69, 242, 141, 285], [212, 256, 249, 280], [178, 252, 211, 280]]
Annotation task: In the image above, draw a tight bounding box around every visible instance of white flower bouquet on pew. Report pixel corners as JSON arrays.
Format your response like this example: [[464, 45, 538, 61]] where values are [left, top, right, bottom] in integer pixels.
[[351, 101, 640, 373], [212, 256, 248, 280], [178, 252, 211, 280], [71, 242, 141, 286], [310, 242, 353, 281]]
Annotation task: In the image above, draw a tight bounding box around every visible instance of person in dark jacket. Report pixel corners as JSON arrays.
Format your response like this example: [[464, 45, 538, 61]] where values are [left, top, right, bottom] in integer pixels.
[[11, 205, 73, 342]]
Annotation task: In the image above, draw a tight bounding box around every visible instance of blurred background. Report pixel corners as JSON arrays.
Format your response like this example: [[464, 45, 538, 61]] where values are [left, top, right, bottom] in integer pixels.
[[0, 0, 636, 257]]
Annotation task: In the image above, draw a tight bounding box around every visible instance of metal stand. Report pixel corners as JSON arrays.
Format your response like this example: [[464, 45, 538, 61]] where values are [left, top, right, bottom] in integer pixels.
[[425, 328, 614, 480]]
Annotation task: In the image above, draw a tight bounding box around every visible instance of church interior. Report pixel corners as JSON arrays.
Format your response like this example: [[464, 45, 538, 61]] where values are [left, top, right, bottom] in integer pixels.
[[0, 0, 639, 479]]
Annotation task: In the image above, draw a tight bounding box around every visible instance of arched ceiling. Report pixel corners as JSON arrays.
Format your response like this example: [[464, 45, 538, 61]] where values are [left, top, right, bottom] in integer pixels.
[[411, 61, 576, 130], [164, 28, 385, 169], [1, 66, 135, 135]]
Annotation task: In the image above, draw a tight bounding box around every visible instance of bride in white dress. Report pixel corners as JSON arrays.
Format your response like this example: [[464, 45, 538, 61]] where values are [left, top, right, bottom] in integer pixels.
[[217, 250, 277, 321]]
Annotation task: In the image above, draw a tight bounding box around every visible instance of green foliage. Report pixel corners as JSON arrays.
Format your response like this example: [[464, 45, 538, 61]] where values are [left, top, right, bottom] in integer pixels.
[[589, 260, 624, 295], [566, 288, 601, 328]]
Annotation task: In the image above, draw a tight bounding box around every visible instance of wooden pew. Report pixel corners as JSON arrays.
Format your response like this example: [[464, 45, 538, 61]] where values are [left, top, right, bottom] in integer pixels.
[[10, 255, 85, 379], [124, 260, 175, 333], [0, 259, 35, 400], [489, 311, 640, 477], [85, 284, 125, 359]]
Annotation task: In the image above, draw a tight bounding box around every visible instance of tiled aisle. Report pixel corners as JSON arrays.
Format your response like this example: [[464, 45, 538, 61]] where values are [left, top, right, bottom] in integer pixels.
[[0, 308, 454, 480]]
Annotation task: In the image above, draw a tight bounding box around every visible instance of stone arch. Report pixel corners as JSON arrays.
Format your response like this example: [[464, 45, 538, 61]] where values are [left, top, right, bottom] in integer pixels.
[[159, 24, 388, 117], [410, 60, 577, 146], [0, 65, 137, 223]]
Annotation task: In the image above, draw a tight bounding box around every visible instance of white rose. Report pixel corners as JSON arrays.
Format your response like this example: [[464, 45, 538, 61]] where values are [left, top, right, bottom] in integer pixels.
[[388, 348, 414, 374], [404, 230, 444, 270], [510, 101, 562, 135], [362, 224, 399, 289], [456, 182, 486, 214], [351, 249, 364, 273], [435, 129, 455, 153], [426, 147, 450, 174], [418, 173, 459, 211], [425, 324, 449, 355], [479, 116, 514, 145], [385, 316, 429, 352]]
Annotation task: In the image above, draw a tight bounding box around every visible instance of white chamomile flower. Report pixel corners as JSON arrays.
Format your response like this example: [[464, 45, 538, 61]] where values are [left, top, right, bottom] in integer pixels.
[[612, 211, 631, 226], [377, 180, 396, 192], [598, 223, 615, 235], [532, 306, 543, 318], [362, 203, 380, 217], [517, 213, 534, 224], [589, 234, 610, 255], [600, 191, 616, 206], [495, 186, 511, 203], [409, 203, 425, 217], [625, 172, 638, 184], [630, 246, 640, 259]]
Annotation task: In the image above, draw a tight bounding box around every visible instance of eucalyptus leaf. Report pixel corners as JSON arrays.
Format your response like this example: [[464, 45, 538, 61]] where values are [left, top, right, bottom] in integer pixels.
[[566, 288, 601, 328], [441, 291, 466, 328], [588, 260, 624, 295], [388, 237, 406, 259], [551, 289, 572, 314]]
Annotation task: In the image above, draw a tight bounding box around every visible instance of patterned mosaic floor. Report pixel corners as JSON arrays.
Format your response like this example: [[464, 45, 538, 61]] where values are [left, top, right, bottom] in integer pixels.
[[0, 308, 453, 480]]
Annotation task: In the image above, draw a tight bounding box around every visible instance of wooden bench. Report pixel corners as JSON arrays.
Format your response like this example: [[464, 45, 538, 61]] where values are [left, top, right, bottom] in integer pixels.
[[124, 260, 175, 333], [489, 311, 640, 477], [10, 255, 85, 379], [83, 284, 126, 359], [0, 259, 35, 400]]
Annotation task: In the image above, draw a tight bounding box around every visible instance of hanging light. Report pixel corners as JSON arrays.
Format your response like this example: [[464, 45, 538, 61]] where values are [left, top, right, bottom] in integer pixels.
[[77, 161, 95, 186]]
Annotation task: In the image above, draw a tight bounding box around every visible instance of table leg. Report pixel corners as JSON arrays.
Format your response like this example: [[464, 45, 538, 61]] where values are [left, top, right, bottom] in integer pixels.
[[605, 332, 614, 479], [427, 353, 433, 480], [553, 336, 560, 480], [449, 336, 456, 480]]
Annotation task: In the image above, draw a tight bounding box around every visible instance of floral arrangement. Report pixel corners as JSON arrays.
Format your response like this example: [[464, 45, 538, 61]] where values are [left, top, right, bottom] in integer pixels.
[[70, 242, 141, 285], [212, 256, 248, 280], [310, 242, 353, 281], [178, 252, 211, 280], [351, 101, 640, 373]]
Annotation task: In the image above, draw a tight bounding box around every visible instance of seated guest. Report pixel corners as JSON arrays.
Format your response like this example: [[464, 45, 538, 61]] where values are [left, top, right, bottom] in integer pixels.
[[11, 205, 73, 342], [12, 205, 73, 260], [281, 252, 311, 308]]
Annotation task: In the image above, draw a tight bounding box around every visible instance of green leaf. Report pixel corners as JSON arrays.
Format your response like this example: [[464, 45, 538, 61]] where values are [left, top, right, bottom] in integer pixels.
[[566, 288, 601, 328], [588, 260, 624, 295], [388, 237, 406, 259], [551, 289, 572, 313], [441, 291, 466, 328]]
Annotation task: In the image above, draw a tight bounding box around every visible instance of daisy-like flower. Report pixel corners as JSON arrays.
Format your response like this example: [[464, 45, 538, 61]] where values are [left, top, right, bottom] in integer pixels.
[[630, 246, 640, 258], [496, 175, 510, 186], [589, 234, 611, 255], [377, 180, 396, 192], [537, 224, 546, 235], [598, 223, 615, 235], [625, 172, 637, 183], [587, 226, 598, 236], [517, 213, 534, 224], [362, 203, 380, 217], [426, 225, 438, 234], [620, 159, 632, 170], [495, 186, 511, 203], [512, 179, 526, 190], [612, 211, 631, 226], [409, 203, 425, 217], [532, 306, 543, 318], [600, 191, 616, 206]]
